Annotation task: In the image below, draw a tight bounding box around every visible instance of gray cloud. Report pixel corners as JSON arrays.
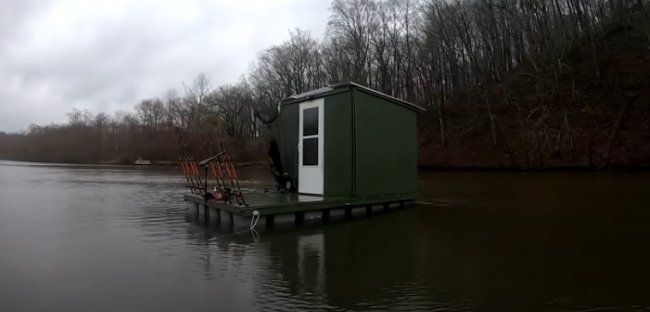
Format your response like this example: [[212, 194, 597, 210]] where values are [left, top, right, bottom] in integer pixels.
[[0, 0, 331, 132]]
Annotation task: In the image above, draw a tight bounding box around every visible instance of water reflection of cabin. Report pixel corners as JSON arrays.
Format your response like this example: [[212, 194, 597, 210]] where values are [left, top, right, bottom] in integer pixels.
[[278, 82, 424, 197]]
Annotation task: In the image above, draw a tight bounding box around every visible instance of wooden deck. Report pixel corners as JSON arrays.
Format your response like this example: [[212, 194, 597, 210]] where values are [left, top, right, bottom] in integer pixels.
[[184, 192, 416, 227]]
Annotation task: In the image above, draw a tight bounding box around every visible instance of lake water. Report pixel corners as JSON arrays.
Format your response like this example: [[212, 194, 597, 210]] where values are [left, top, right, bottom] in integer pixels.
[[1, 160, 649, 311]]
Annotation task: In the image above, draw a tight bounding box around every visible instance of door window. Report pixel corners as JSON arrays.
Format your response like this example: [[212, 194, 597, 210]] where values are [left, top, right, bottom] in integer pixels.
[[302, 137, 318, 165], [302, 107, 319, 166], [303, 107, 319, 136]]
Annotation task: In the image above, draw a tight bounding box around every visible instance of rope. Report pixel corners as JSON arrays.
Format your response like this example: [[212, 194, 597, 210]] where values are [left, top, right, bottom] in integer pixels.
[[217, 210, 261, 239], [249, 211, 261, 230]]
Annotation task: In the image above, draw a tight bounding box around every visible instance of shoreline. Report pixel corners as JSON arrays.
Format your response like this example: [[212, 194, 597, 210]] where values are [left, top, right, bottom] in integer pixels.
[[0, 158, 269, 168], [3, 158, 649, 172]]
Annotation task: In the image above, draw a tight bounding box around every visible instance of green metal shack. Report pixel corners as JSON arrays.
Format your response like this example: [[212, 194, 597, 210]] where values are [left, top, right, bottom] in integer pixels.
[[278, 82, 424, 197]]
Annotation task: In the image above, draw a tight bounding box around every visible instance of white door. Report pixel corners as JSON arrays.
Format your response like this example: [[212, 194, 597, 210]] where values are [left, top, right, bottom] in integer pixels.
[[298, 98, 324, 195]]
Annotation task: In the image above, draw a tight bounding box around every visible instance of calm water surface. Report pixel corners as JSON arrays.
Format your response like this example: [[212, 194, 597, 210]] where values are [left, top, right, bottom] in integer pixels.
[[1, 160, 649, 311]]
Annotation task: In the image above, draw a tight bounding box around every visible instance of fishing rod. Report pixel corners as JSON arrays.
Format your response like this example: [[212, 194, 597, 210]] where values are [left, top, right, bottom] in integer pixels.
[[180, 128, 204, 194], [200, 128, 237, 203], [216, 130, 246, 206], [175, 127, 198, 194], [206, 129, 229, 194], [200, 130, 220, 191], [198, 150, 228, 202]]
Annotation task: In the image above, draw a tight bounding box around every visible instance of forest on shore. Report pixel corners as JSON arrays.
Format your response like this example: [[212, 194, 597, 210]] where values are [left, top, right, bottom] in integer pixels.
[[1, 0, 649, 169]]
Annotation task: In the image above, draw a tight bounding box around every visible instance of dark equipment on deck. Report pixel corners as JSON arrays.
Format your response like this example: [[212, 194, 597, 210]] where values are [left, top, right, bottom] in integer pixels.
[[269, 138, 293, 192]]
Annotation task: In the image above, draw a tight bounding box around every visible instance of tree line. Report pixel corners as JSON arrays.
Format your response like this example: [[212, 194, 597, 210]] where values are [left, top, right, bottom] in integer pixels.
[[1, 0, 648, 168]]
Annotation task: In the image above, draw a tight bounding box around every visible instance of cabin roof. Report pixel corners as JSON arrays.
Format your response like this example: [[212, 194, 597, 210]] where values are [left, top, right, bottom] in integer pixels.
[[280, 82, 425, 112]]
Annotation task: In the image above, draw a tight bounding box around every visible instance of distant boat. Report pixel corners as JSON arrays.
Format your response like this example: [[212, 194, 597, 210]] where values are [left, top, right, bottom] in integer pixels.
[[134, 157, 152, 165]]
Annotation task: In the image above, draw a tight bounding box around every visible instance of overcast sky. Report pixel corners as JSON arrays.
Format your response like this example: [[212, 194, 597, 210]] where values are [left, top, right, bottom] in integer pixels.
[[0, 0, 331, 132]]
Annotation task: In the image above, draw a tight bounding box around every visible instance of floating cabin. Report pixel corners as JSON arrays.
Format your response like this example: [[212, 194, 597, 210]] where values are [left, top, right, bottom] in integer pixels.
[[184, 82, 424, 228]]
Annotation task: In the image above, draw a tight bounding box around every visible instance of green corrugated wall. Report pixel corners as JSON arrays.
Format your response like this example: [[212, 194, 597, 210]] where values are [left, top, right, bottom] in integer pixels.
[[353, 88, 417, 196], [323, 91, 353, 197]]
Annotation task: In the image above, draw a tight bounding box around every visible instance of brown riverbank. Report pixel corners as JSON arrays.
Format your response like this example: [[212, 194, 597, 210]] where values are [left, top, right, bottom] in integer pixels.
[[418, 16, 650, 170]]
